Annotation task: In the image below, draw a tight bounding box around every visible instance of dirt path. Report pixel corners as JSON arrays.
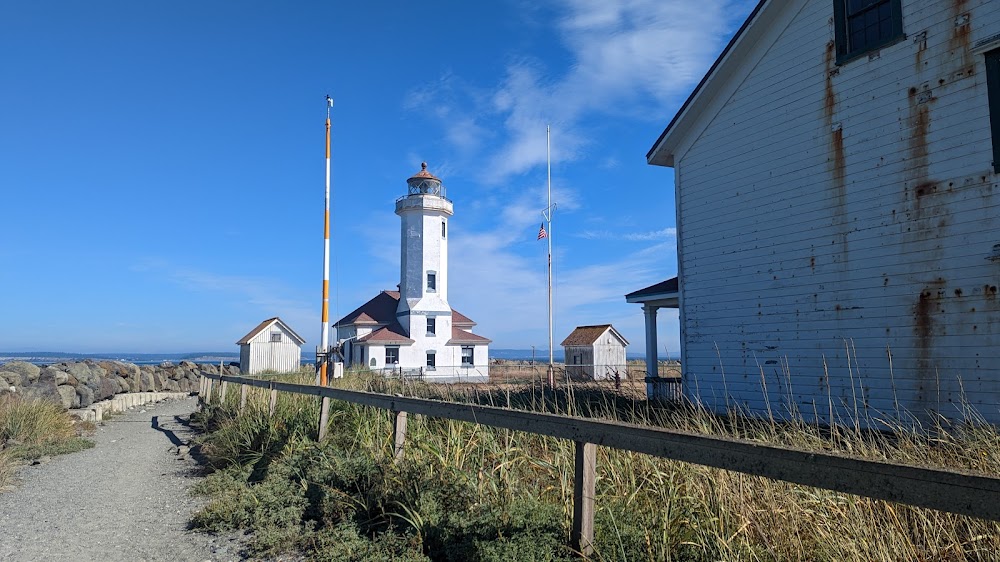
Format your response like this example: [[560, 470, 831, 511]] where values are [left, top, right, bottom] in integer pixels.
[[0, 396, 245, 562]]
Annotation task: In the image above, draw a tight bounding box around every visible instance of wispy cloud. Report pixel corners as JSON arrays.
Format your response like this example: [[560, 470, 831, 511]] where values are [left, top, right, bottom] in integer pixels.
[[576, 227, 677, 241]]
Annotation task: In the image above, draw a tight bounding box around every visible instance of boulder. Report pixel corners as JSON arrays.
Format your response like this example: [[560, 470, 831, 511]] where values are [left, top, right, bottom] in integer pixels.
[[21, 381, 62, 404], [56, 385, 78, 409], [96, 377, 121, 401], [137, 371, 155, 392], [0, 370, 23, 388], [3, 362, 40, 384], [162, 379, 180, 392], [115, 376, 131, 393], [66, 362, 97, 387], [39, 367, 70, 386], [76, 384, 95, 408]]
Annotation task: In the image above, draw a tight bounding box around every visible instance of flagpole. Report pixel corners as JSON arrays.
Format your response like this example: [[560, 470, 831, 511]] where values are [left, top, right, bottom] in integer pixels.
[[546, 125, 554, 390], [318, 95, 333, 386]]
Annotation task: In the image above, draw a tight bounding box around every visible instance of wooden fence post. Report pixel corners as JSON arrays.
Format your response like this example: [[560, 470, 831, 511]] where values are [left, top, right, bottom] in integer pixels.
[[269, 384, 278, 417], [318, 396, 331, 440], [206, 379, 214, 404], [393, 410, 407, 463], [239, 384, 248, 413], [572, 441, 596, 557], [220, 380, 229, 404]]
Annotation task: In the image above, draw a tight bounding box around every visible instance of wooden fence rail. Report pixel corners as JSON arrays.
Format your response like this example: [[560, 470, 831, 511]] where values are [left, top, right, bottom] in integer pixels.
[[199, 372, 1000, 556]]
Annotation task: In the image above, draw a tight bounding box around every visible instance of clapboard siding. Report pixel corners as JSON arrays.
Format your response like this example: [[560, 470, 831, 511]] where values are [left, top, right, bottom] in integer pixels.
[[671, 0, 1000, 425]]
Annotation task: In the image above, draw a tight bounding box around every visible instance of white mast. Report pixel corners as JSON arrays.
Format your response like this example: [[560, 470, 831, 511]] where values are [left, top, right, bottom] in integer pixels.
[[545, 125, 555, 389], [318, 95, 333, 385]]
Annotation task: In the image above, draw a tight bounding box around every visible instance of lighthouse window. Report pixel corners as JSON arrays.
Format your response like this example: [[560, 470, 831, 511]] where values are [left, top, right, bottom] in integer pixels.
[[442, 221, 446, 238], [461, 346, 474, 365], [385, 346, 399, 365], [427, 271, 436, 292], [426, 317, 436, 337], [426, 351, 436, 371]]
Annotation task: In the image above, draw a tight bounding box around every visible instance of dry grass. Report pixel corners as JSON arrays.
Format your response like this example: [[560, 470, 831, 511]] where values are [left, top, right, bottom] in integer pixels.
[[198, 367, 1000, 561], [0, 394, 94, 489]]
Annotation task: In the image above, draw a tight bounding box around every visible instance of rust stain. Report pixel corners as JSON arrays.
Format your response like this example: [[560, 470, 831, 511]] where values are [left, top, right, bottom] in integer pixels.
[[951, 0, 972, 69], [809, 255, 815, 271], [824, 41, 848, 263], [913, 278, 947, 407]]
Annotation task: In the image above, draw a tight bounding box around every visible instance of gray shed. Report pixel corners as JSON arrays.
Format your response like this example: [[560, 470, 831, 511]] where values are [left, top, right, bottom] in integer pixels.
[[237, 317, 306, 375], [561, 325, 629, 380]]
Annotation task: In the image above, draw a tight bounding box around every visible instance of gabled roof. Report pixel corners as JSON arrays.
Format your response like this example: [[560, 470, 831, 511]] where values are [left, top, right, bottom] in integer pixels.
[[647, 0, 770, 167], [447, 326, 491, 345], [236, 317, 306, 346], [356, 323, 414, 345], [561, 324, 629, 347], [335, 290, 400, 326]]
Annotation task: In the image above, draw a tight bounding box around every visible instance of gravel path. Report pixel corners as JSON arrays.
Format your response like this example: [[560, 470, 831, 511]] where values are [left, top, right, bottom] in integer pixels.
[[0, 396, 246, 562]]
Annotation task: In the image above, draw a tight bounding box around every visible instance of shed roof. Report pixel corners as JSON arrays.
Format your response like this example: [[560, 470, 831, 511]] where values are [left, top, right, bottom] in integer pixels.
[[646, 0, 770, 167], [236, 317, 306, 346], [561, 324, 629, 347]]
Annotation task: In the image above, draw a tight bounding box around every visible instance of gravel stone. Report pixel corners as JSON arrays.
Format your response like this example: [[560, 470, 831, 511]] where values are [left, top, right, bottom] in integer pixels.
[[0, 396, 247, 561]]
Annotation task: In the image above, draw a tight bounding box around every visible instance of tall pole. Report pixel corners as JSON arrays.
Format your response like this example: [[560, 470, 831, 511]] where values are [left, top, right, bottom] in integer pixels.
[[318, 95, 333, 386], [546, 125, 554, 390]]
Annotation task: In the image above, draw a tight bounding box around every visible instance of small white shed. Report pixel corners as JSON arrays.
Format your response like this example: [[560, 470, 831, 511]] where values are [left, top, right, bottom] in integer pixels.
[[561, 324, 629, 380], [236, 317, 306, 375]]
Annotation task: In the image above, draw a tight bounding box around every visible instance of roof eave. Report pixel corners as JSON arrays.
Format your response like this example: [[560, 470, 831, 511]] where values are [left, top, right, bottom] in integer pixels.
[[646, 0, 769, 168]]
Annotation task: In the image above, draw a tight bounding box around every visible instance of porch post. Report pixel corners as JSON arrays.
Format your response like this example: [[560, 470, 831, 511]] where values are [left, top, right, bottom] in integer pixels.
[[643, 304, 659, 398]]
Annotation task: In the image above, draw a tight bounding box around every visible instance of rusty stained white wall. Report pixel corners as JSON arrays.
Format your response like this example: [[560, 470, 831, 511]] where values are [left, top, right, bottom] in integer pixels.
[[674, 0, 1000, 424]]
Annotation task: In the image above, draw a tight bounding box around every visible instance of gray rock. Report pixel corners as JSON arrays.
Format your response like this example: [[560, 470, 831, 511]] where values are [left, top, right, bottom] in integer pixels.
[[3, 362, 40, 384], [96, 377, 121, 401], [56, 385, 78, 409], [162, 379, 180, 392], [76, 384, 95, 408], [66, 362, 96, 386], [39, 367, 70, 386], [116, 376, 131, 393], [21, 381, 62, 404], [138, 372, 155, 392], [0, 370, 23, 388]]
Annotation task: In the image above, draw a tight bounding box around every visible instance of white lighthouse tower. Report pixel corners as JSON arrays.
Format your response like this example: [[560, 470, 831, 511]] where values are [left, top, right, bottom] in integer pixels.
[[334, 162, 490, 381], [396, 163, 454, 361]]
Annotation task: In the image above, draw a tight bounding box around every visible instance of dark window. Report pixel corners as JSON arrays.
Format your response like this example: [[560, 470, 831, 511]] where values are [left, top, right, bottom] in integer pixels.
[[270, 332, 282, 343], [426, 352, 436, 370], [986, 49, 1000, 174], [385, 347, 399, 365], [427, 272, 436, 292], [442, 220, 447, 238], [426, 317, 436, 337], [461, 346, 474, 365], [833, 0, 903, 64]]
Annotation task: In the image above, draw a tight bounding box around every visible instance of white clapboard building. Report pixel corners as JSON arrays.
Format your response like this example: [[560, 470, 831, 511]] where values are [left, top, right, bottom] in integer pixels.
[[336, 163, 490, 381], [237, 317, 306, 374], [561, 325, 629, 380], [646, 0, 1000, 425]]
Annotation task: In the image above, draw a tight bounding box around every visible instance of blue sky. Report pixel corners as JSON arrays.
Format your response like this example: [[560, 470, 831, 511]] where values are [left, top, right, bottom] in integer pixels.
[[1, 0, 755, 354]]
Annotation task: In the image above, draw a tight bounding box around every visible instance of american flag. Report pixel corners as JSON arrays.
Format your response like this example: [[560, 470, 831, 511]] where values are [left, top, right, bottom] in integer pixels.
[[537, 222, 547, 240]]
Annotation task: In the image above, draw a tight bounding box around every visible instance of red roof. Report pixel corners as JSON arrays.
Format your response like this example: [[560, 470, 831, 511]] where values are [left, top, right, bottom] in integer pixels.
[[335, 290, 400, 326], [356, 323, 414, 345], [451, 309, 476, 327], [336, 291, 481, 337], [447, 326, 491, 345]]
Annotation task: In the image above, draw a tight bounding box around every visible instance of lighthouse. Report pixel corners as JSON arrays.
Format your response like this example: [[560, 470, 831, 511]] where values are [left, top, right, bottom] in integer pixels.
[[334, 163, 490, 381]]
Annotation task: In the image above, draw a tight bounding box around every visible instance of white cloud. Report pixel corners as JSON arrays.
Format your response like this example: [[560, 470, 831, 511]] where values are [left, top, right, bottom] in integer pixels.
[[576, 227, 677, 241]]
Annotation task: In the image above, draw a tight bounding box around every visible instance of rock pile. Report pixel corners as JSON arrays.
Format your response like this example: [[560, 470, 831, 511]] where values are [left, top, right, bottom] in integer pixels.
[[0, 360, 241, 410]]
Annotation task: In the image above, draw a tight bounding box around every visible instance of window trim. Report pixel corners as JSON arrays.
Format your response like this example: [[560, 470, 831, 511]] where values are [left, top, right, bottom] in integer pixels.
[[427, 271, 437, 292], [461, 346, 474, 366], [426, 351, 436, 371], [385, 346, 400, 365], [986, 48, 1000, 174], [270, 332, 282, 343], [833, 0, 904, 65], [426, 316, 436, 337]]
